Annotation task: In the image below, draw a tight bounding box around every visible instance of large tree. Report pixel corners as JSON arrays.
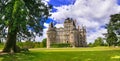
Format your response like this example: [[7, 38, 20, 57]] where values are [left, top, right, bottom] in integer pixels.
[[0, 0, 51, 53], [106, 13, 120, 46]]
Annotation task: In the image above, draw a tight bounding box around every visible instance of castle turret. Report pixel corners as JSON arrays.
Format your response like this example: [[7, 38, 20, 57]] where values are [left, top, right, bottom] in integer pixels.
[[47, 22, 56, 48], [63, 18, 73, 44], [70, 21, 79, 47]]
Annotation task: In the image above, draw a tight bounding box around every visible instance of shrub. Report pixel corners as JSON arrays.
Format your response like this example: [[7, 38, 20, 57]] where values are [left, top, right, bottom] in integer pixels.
[[17, 41, 35, 48], [17, 41, 46, 48], [50, 43, 70, 48], [34, 42, 44, 48]]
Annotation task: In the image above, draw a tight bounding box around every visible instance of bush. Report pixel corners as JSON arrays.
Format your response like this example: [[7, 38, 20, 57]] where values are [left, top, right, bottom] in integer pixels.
[[50, 43, 70, 48], [17, 41, 45, 48], [17, 41, 35, 48], [34, 42, 44, 48]]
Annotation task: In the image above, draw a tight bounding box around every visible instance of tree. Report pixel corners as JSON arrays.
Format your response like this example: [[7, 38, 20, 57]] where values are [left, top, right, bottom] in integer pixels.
[[106, 31, 118, 46], [0, 0, 51, 53], [93, 37, 104, 46], [42, 38, 47, 47], [108, 14, 120, 35], [106, 13, 120, 46]]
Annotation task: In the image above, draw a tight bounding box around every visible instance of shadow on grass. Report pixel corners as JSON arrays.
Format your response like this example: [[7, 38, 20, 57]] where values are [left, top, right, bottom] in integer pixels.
[[0, 52, 40, 61]]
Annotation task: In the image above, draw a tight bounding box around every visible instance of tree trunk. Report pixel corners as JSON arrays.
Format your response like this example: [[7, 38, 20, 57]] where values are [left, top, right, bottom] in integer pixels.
[[2, 26, 20, 53]]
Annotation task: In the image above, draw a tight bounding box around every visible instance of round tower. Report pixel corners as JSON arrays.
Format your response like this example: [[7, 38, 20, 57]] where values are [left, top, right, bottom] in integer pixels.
[[47, 22, 56, 48]]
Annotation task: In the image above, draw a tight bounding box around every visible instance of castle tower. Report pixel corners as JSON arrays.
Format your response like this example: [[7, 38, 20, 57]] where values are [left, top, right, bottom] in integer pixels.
[[47, 22, 56, 48], [70, 21, 79, 47], [81, 26, 87, 47], [63, 18, 72, 43]]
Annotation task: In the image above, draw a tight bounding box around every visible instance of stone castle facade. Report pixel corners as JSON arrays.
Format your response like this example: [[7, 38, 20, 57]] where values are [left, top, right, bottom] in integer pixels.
[[47, 18, 87, 48]]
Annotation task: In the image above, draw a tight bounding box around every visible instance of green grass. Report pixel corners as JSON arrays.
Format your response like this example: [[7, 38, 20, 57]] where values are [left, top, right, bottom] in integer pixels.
[[0, 44, 4, 50], [0, 47, 120, 61]]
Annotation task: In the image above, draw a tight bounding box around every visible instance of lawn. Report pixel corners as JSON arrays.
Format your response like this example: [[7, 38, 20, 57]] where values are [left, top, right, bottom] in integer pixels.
[[0, 44, 4, 50], [0, 47, 120, 61]]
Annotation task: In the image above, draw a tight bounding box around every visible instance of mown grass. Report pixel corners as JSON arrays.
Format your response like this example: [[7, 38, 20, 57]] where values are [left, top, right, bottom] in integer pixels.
[[0, 47, 120, 61], [0, 43, 4, 50]]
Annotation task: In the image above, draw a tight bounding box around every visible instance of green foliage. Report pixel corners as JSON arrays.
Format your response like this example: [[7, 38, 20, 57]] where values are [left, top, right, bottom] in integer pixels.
[[34, 42, 43, 48], [24, 41, 35, 48], [42, 38, 47, 47], [106, 13, 120, 46], [88, 43, 94, 47], [50, 43, 70, 48], [93, 37, 104, 46], [17, 41, 45, 48], [17, 41, 35, 48], [88, 37, 105, 47], [106, 31, 118, 46], [88, 37, 108, 47], [17, 42, 23, 48], [0, 0, 51, 52], [0, 0, 51, 41], [109, 14, 120, 34]]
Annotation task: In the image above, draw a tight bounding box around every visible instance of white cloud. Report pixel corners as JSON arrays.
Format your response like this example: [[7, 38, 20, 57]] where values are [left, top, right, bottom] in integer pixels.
[[87, 28, 107, 43], [38, 0, 120, 43], [44, 23, 49, 28]]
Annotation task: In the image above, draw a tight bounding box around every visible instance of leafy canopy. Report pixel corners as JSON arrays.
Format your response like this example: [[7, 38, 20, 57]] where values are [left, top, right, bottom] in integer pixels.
[[106, 13, 120, 46], [0, 0, 51, 40], [108, 14, 120, 34]]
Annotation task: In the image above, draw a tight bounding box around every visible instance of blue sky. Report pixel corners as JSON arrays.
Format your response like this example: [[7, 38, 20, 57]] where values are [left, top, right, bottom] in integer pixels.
[[117, 0, 120, 5], [45, 0, 76, 23], [48, 0, 76, 7], [36, 0, 120, 43]]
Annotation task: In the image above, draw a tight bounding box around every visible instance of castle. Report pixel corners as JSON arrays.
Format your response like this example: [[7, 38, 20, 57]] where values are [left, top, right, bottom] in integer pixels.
[[47, 18, 87, 48]]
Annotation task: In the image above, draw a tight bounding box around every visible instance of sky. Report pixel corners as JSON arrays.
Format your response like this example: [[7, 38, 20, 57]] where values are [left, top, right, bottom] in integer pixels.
[[35, 0, 120, 43]]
